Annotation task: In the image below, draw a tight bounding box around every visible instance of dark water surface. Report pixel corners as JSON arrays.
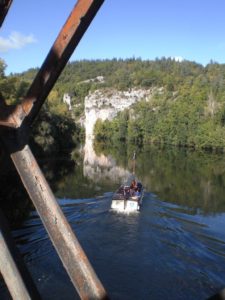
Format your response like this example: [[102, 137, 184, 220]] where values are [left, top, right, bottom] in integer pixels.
[[1, 146, 225, 299]]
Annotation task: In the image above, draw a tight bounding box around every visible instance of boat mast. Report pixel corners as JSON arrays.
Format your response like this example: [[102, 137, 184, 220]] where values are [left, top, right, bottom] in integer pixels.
[[132, 151, 136, 176]]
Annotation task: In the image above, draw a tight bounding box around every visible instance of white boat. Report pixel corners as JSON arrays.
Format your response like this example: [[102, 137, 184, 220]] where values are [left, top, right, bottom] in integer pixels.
[[111, 183, 144, 212]]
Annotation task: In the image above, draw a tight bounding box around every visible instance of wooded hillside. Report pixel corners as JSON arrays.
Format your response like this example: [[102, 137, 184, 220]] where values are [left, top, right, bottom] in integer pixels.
[[2, 57, 225, 151]]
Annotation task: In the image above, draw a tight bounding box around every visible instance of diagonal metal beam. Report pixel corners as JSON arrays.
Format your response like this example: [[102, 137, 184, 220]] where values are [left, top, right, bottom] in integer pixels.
[[0, 1, 108, 298], [0, 0, 104, 129], [10, 144, 109, 300], [0, 0, 12, 27], [11, 0, 104, 129], [0, 94, 24, 128], [0, 209, 41, 300]]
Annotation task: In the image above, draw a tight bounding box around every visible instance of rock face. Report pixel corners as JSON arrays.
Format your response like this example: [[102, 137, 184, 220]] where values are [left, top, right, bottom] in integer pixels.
[[84, 88, 153, 142], [63, 93, 72, 110], [83, 88, 153, 171], [83, 149, 131, 183]]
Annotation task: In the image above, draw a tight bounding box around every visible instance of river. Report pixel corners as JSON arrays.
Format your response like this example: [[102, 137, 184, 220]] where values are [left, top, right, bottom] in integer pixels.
[[1, 145, 225, 299]]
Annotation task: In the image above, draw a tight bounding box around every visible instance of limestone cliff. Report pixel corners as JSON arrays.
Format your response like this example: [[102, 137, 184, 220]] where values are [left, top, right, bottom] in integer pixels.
[[83, 87, 155, 171], [84, 88, 155, 142]]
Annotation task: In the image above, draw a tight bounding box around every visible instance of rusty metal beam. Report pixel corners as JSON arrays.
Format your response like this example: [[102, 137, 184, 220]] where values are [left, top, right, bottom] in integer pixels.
[[22, 0, 104, 126], [0, 209, 41, 300], [0, 1, 108, 298], [10, 144, 108, 300], [0, 0, 104, 129], [0, 95, 24, 128], [0, 0, 12, 27]]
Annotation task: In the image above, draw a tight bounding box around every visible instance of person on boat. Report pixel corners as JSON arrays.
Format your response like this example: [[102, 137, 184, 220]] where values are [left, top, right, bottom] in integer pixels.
[[134, 182, 142, 197], [137, 182, 142, 191], [130, 179, 137, 189], [130, 179, 137, 196], [123, 186, 130, 199]]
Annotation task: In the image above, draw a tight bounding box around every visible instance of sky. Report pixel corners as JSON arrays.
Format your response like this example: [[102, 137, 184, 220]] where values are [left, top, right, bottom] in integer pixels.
[[0, 0, 225, 75]]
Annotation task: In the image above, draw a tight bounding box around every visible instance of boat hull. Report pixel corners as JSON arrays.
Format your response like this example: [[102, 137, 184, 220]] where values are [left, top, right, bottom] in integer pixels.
[[111, 198, 140, 212], [111, 185, 144, 212]]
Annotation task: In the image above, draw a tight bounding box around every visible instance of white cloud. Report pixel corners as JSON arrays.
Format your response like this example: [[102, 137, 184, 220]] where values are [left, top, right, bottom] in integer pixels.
[[0, 31, 37, 52]]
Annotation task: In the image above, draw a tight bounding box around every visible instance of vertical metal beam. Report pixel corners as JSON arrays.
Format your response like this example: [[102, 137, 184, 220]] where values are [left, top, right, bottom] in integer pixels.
[[0, 209, 41, 300], [10, 144, 108, 300]]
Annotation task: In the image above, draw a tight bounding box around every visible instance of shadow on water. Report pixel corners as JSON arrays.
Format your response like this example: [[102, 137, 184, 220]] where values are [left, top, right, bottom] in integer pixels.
[[1, 144, 225, 299]]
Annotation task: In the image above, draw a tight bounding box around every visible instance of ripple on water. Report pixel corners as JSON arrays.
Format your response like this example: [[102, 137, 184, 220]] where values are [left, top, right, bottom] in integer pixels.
[[4, 191, 225, 300]]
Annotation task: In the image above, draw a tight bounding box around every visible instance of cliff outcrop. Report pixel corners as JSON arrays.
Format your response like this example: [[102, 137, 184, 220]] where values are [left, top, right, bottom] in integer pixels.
[[84, 88, 155, 141]]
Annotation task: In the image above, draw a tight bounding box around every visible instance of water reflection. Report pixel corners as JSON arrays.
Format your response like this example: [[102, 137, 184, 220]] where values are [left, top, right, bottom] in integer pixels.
[[136, 146, 225, 214], [29, 141, 225, 216], [83, 134, 131, 183], [81, 142, 225, 215], [55, 141, 132, 199], [1, 144, 225, 299]]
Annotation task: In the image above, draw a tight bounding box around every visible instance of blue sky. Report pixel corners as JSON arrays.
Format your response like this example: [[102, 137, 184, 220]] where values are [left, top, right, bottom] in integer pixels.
[[0, 0, 225, 74]]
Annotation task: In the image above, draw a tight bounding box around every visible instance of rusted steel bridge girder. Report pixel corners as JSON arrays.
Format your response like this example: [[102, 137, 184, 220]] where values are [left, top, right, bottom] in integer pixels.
[[0, 0, 104, 129], [11, 145, 108, 300], [0, 0, 109, 299], [0, 0, 12, 27], [0, 209, 41, 299]]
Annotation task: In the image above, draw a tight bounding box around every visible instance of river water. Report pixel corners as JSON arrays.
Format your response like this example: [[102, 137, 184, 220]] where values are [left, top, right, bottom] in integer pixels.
[[1, 145, 225, 299]]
